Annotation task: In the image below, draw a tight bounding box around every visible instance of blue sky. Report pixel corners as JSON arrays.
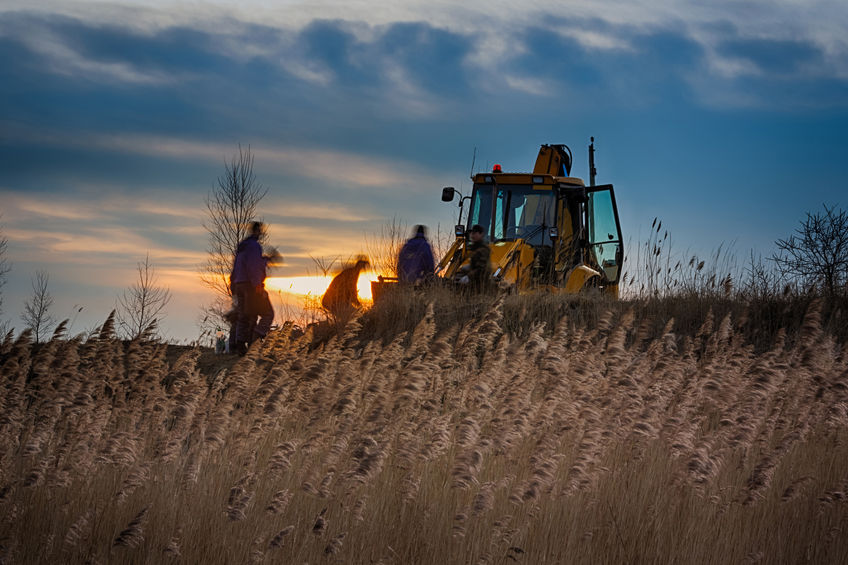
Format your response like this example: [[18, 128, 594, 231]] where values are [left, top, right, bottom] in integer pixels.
[[1, 0, 847, 341]]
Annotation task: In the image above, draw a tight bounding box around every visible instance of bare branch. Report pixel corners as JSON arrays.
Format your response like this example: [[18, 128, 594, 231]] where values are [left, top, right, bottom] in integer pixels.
[[117, 253, 172, 340], [21, 270, 55, 343], [771, 204, 848, 297], [364, 216, 408, 278], [200, 145, 269, 299]]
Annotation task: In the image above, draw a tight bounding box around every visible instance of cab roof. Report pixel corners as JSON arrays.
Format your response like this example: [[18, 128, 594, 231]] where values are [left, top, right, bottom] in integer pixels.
[[472, 172, 585, 187]]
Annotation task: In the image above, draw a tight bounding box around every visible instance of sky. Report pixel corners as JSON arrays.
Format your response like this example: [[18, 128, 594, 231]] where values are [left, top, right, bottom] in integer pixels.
[[1, 0, 847, 341]]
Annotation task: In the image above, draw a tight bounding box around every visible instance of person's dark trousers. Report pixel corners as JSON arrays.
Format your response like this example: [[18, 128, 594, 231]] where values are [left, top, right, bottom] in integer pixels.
[[233, 282, 262, 354]]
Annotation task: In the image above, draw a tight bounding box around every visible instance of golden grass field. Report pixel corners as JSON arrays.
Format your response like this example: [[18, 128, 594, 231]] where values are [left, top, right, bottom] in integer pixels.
[[1, 294, 847, 564]]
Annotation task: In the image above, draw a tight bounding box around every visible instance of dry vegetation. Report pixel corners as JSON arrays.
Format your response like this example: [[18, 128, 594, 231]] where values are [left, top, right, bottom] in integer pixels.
[[2, 294, 848, 564]]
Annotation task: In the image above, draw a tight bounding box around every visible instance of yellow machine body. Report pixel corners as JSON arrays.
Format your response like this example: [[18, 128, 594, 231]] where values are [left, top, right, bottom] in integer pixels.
[[434, 144, 624, 296]]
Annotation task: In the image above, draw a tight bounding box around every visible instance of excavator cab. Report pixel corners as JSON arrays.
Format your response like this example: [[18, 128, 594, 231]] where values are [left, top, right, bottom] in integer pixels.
[[469, 184, 557, 246]]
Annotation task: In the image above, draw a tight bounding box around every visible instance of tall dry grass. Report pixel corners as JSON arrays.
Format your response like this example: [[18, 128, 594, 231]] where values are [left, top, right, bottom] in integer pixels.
[[1, 301, 847, 564]]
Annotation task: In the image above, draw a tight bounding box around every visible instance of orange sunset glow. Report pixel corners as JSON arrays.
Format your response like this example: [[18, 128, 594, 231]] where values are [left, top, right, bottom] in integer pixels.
[[265, 271, 377, 303]]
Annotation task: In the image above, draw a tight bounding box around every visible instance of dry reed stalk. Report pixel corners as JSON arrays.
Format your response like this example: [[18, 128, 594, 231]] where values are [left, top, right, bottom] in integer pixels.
[[269, 440, 299, 475], [816, 476, 848, 514], [318, 471, 335, 498], [248, 535, 265, 564], [266, 489, 293, 514], [781, 476, 816, 502], [181, 451, 201, 489], [405, 302, 436, 361], [685, 440, 722, 488], [312, 507, 327, 536], [452, 511, 468, 538], [352, 496, 367, 522], [460, 298, 505, 367], [428, 328, 458, 368], [268, 525, 294, 548], [324, 532, 346, 555], [400, 472, 421, 504], [394, 362, 431, 409], [419, 414, 452, 462], [346, 437, 384, 485], [23, 457, 48, 487], [203, 408, 230, 453], [117, 462, 152, 503], [331, 383, 358, 416], [456, 416, 481, 450], [226, 473, 255, 521], [163, 526, 182, 558], [394, 425, 423, 471], [471, 481, 496, 517], [452, 449, 483, 490], [477, 335, 510, 383], [324, 435, 350, 471], [112, 504, 150, 549], [742, 429, 803, 505], [62, 509, 93, 553]]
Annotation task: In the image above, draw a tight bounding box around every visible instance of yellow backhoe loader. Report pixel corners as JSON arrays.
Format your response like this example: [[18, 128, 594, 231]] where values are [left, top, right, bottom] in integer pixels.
[[373, 141, 623, 298]]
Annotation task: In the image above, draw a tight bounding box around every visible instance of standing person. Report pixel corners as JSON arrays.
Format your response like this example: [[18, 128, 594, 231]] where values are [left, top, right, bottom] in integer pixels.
[[322, 256, 369, 318], [457, 224, 491, 290], [230, 221, 274, 355], [398, 225, 436, 285]]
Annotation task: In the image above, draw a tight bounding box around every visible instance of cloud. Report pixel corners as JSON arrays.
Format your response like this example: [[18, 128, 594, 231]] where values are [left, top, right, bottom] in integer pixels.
[[2, 126, 439, 189], [0, 188, 200, 221], [4, 1, 847, 73], [716, 36, 825, 77], [3, 5, 847, 142], [0, 189, 207, 270], [0, 14, 180, 85], [264, 201, 377, 223]]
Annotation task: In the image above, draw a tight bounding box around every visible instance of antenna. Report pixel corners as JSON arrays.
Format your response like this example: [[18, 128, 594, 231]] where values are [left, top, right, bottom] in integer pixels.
[[469, 146, 477, 179], [589, 137, 597, 186]]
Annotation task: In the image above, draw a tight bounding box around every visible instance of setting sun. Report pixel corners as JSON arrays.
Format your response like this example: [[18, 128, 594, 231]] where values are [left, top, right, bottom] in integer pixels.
[[266, 271, 376, 303]]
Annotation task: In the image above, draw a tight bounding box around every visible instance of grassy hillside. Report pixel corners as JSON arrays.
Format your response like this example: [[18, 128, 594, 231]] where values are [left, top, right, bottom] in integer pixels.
[[1, 294, 847, 563]]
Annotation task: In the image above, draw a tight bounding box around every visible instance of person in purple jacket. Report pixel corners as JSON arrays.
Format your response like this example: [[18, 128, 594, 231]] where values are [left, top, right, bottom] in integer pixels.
[[397, 225, 435, 285], [230, 221, 274, 355]]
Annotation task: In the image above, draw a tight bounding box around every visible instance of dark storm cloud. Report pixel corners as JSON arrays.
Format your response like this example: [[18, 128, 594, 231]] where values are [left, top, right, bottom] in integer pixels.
[[717, 36, 823, 76], [703, 24, 848, 109], [511, 22, 706, 106], [4, 9, 846, 222], [0, 13, 475, 183], [0, 141, 210, 190]]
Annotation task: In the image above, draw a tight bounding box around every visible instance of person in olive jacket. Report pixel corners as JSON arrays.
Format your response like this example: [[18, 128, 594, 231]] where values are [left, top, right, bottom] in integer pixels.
[[457, 224, 491, 290]]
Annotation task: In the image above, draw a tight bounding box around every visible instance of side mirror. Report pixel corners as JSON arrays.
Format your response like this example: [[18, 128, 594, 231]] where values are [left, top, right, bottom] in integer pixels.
[[549, 227, 559, 240], [441, 186, 456, 202], [455, 224, 465, 237]]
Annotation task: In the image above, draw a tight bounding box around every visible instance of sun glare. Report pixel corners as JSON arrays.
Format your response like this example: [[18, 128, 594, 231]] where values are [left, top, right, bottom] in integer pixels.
[[265, 271, 375, 303]]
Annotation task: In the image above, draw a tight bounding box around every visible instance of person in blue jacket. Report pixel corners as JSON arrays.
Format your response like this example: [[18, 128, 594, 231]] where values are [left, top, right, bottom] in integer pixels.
[[230, 221, 274, 355], [397, 225, 435, 285]]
